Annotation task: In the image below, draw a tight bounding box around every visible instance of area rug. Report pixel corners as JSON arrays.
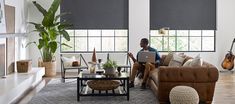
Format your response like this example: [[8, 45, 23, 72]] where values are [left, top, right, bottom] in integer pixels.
[[28, 79, 158, 104]]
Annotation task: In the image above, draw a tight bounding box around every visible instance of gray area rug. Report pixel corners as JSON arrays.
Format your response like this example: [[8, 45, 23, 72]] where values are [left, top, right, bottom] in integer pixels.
[[28, 79, 158, 104]]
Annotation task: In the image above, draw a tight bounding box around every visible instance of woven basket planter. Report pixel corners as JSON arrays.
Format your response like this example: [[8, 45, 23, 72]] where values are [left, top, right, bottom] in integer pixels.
[[87, 80, 120, 91], [38, 60, 56, 77]]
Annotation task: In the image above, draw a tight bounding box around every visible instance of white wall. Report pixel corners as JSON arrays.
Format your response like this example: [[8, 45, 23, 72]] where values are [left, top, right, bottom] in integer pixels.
[[129, 0, 149, 56], [5, 0, 29, 61], [28, 0, 235, 71], [216, 0, 235, 70]]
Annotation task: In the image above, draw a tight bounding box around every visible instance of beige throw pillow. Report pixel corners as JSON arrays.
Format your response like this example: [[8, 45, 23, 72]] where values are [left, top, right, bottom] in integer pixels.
[[61, 56, 76, 67], [190, 54, 203, 67], [183, 59, 193, 67], [168, 54, 185, 67], [163, 52, 174, 66], [182, 54, 203, 67]]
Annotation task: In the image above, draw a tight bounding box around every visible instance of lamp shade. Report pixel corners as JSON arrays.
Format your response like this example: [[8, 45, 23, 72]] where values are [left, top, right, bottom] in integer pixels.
[[158, 27, 170, 35]]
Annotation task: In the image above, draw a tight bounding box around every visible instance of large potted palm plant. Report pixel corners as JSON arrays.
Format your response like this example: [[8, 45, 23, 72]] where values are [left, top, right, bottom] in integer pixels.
[[27, 0, 71, 77]]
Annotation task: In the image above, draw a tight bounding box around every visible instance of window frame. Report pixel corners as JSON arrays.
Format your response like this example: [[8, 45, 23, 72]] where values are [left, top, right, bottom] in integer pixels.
[[149, 30, 216, 52], [60, 29, 129, 53]]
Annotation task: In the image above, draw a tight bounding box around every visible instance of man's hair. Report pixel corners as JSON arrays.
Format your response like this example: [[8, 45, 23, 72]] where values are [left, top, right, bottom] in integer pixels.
[[141, 38, 149, 45]]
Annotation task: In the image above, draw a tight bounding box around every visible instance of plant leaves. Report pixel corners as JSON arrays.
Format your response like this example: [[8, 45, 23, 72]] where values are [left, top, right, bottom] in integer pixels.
[[102, 60, 117, 68], [38, 39, 44, 49], [25, 41, 37, 48], [49, 41, 57, 53], [59, 30, 70, 41], [61, 43, 72, 48], [42, 0, 61, 27], [29, 0, 72, 62], [56, 41, 72, 48], [52, 21, 61, 27], [55, 12, 69, 22], [29, 22, 40, 26], [58, 23, 72, 30], [29, 22, 41, 30], [32, 1, 47, 16], [41, 33, 49, 46], [48, 28, 57, 40], [29, 22, 47, 36]]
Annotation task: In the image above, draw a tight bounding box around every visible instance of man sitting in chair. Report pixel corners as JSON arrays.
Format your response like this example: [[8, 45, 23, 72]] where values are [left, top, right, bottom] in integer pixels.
[[128, 38, 160, 89]]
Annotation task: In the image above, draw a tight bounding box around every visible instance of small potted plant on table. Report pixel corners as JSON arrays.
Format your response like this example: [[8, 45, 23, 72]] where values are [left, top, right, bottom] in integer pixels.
[[102, 59, 118, 75]]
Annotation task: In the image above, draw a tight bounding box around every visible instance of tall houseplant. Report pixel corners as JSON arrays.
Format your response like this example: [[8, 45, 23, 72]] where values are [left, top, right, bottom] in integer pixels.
[[28, 0, 71, 76]]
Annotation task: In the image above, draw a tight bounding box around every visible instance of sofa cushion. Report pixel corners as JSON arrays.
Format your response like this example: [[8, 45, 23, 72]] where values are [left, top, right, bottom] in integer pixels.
[[183, 54, 202, 67], [162, 52, 173, 66], [183, 59, 193, 67], [72, 61, 81, 67], [61, 56, 76, 67], [190, 54, 203, 67], [168, 54, 185, 67], [183, 56, 193, 64]]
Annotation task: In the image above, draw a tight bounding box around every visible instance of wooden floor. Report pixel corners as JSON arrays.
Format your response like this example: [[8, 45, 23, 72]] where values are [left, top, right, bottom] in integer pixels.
[[213, 71, 235, 104], [15, 71, 235, 104]]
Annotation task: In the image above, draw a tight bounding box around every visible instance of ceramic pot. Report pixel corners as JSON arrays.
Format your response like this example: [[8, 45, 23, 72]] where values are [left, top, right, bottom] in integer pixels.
[[104, 68, 116, 75]]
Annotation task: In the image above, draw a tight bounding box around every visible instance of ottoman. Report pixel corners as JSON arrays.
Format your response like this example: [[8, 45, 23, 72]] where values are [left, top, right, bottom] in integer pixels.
[[169, 86, 199, 104]]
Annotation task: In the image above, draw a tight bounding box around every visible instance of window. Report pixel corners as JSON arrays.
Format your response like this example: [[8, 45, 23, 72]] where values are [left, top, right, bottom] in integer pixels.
[[150, 0, 216, 52], [60, 0, 128, 53], [150, 30, 215, 52], [61, 29, 128, 52]]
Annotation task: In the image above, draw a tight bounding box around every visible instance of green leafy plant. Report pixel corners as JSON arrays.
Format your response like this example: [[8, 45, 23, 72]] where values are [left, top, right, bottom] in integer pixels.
[[102, 59, 118, 69], [27, 0, 71, 62]]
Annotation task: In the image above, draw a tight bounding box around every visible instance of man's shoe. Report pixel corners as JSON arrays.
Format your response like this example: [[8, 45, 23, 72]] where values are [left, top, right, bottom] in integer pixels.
[[129, 82, 134, 88]]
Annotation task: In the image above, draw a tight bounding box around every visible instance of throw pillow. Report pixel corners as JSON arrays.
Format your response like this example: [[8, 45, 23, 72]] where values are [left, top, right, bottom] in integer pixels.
[[183, 59, 193, 67], [190, 54, 203, 67], [72, 61, 80, 67], [168, 54, 185, 67], [61, 56, 76, 67], [182, 54, 203, 67], [163, 52, 174, 66]]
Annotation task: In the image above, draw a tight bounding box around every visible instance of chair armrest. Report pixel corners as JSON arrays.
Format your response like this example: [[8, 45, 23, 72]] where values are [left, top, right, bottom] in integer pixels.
[[158, 66, 219, 83], [64, 66, 88, 70]]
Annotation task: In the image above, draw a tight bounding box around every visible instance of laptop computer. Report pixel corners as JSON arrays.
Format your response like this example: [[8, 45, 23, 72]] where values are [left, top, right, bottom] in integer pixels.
[[137, 51, 156, 63]]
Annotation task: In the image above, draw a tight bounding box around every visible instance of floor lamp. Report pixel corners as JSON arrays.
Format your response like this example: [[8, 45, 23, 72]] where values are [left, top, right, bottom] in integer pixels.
[[159, 27, 170, 52]]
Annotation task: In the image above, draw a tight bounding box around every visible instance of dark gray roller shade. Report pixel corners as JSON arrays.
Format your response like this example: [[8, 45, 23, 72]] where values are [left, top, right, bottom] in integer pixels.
[[60, 0, 128, 29], [150, 0, 216, 30]]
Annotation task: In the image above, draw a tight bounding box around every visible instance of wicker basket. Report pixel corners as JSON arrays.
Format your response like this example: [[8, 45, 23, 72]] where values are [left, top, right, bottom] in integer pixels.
[[87, 80, 120, 91], [17, 60, 32, 73]]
